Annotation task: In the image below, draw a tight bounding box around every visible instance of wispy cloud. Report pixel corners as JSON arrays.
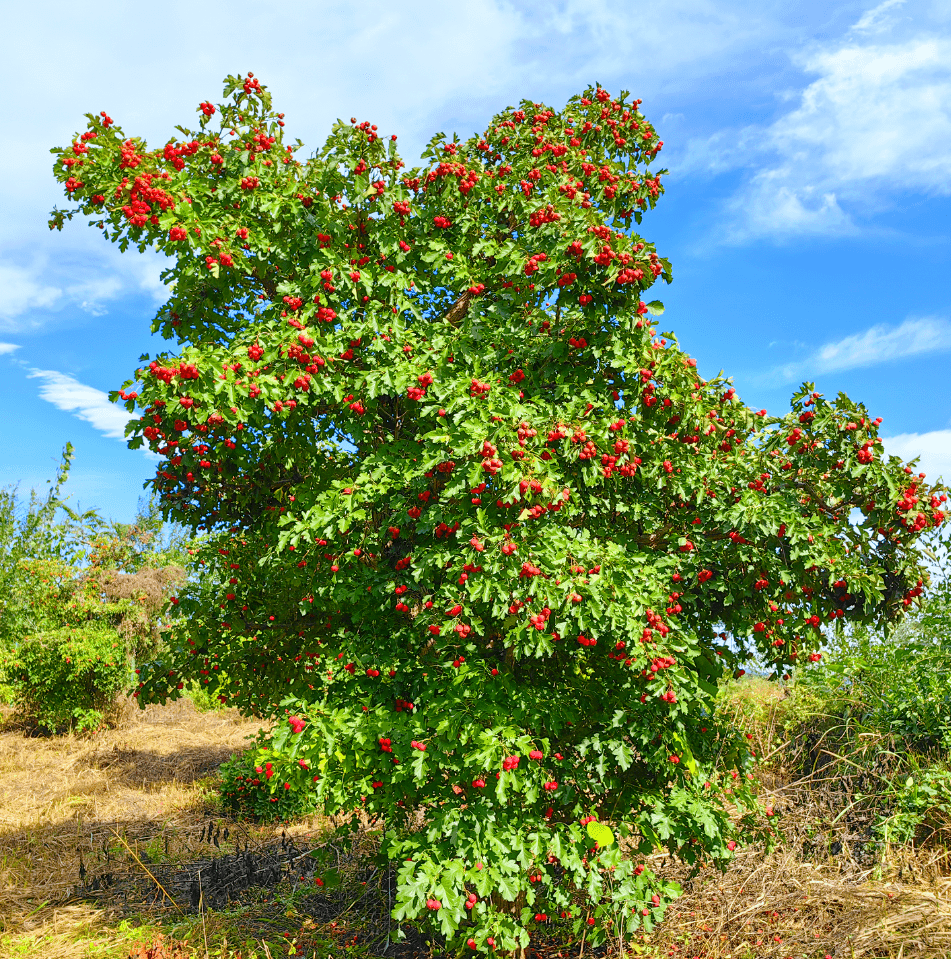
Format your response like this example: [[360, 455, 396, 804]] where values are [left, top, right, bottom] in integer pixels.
[[0, 247, 170, 330], [518, 0, 799, 93], [770, 36, 951, 192], [722, 176, 855, 242], [0, 342, 19, 355], [683, 0, 951, 242], [771, 316, 951, 382], [880, 429, 951, 484], [27, 368, 134, 440], [851, 0, 907, 36], [0, 261, 63, 321]]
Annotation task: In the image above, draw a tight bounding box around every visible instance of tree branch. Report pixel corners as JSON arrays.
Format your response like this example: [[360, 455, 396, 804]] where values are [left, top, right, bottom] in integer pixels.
[[445, 290, 473, 329]]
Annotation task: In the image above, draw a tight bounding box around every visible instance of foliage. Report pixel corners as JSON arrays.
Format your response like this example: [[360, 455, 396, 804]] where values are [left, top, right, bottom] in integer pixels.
[[85, 493, 193, 574], [0, 450, 192, 719], [795, 639, 951, 756], [801, 530, 951, 755], [0, 444, 91, 655], [185, 677, 230, 712], [784, 635, 951, 859], [718, 541, 951, 865], [50, 73, 946, 955], [72, 495, 192, 663], [4, 624, 130, 732], [219, 746, 320, 822], [875, 760, 951, 848]]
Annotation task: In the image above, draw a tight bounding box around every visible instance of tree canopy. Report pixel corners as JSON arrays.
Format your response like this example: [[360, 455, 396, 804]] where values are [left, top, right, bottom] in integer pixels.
[[50, 73, 946, 955]]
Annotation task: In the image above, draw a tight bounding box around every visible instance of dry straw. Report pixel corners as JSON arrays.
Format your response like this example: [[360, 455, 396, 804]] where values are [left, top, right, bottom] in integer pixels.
[[0, 697, 263, 954]]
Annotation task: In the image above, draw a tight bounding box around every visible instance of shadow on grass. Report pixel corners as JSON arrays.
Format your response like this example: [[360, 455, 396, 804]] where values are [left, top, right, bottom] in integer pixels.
[[84, 743, 240, 786], [0, 701, 606, 959], [0, 810, 451, 959]]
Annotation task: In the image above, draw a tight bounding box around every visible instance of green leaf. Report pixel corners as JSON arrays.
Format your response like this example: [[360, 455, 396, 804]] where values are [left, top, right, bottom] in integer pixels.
[[586, 821, 615, 847]]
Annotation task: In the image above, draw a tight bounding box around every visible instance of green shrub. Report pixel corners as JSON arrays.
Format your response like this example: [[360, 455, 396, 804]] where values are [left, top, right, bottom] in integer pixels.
[[803, 530, 951, 753], [5, 625, 130, 733], [0, 654, 14, 707], [758, 587, 951, 860], [794, 637, 951, 755], [864, 645, 951, 754], [185, 678, 230, 713], [219, 745, 320, 822], [875, 761, 951, 847]]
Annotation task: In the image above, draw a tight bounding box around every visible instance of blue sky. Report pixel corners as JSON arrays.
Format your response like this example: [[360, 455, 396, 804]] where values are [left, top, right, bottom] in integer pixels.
[[1, 0, 949, 522]]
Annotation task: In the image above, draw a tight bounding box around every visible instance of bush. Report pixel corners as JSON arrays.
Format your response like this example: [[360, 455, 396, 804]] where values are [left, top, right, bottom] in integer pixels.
[[745, 569, 951, 862], [875, 761, 951, 847], [802, 529, 951, 747], [0, 651, 15, 706], [219, 744, 319, 822], [4, 625, 130, 733], [1, 448, 192, 728], [791, 632, 951, 757], [806, 634, 951, 852], [185, 678, 230, 713]]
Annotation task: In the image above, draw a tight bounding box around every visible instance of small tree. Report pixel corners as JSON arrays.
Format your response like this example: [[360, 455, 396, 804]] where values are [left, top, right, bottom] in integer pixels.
[[0, 443, 88, 652], [51, 74, 946, 954], [0, 451, 186, 727], [80, 496, 189, 663]]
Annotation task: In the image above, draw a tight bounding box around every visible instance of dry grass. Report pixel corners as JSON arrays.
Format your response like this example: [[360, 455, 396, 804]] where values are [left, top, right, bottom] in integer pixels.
[[0, 697, 265, 955], [640, 678, 951, 958], [648, 836, 951, 958]]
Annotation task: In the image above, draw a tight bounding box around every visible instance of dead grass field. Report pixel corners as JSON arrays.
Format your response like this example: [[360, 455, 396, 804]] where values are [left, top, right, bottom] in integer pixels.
[[2, 687, 951, 959], [643, 678, 951, 958], [0, 698, 268, 957]]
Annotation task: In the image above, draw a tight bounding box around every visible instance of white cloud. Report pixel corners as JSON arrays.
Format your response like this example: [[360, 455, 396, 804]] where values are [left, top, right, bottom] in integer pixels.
[[851, 0, 907, 35], [518, 0, 799, 91], [0, 342, 19, 355], [723, 175, 855, 242], [0, 245, 170, 329], [0, 0, 850, 287], [771, 37, 951, 191], [771, 316, 951, 381], [0, 0, 823, 336], [686, 2, 951, 241], [0, 261, 63, 321], [880, 429, 951, 484], [27, 368, 134, 440]]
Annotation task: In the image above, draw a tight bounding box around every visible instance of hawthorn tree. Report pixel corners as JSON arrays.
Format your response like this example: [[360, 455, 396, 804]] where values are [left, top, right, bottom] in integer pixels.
[[51, 73, 946, 955]]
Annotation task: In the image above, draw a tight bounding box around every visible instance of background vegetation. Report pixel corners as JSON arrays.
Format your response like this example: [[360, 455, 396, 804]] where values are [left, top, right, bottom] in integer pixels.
[[0, 444, 190, 731]]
